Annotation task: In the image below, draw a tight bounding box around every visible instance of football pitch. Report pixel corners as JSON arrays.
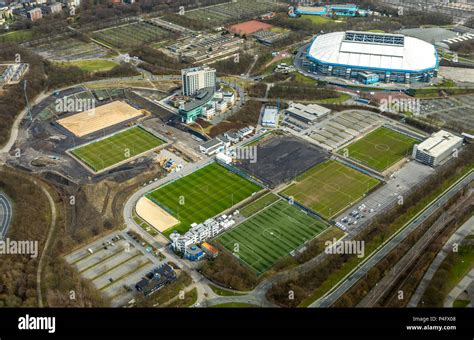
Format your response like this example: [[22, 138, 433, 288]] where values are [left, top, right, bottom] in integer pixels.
[[216, 200, 329, 274], [340, 127, 418, 171], [71, 126, 165, 172], [281, 160, 380, 219], [146, 163, 261, 236]]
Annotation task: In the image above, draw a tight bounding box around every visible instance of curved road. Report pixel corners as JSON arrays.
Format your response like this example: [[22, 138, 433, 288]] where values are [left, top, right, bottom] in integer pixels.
[[0, 192, 12, 240]]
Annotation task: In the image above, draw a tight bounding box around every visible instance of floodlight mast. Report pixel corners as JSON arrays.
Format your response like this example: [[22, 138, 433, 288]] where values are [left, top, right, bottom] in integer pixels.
[[23, 80, 32, 121]]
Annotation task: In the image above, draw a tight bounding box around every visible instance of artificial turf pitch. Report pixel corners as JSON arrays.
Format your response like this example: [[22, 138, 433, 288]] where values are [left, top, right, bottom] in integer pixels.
[[340, 127, 418, 171], [217, 200, 328, 274], [71, 126, 164, 172], [281, 160, 380, 220], [146, 163, 261, 236]]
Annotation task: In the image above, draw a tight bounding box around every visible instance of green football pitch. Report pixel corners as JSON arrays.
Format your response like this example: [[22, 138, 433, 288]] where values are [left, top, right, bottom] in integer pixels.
[[340, 127, 418, 171], [146, 163, 261, 236], [217, 200, 329, 274], [281, 160, 380, 220], [71, 126, 165, 172]]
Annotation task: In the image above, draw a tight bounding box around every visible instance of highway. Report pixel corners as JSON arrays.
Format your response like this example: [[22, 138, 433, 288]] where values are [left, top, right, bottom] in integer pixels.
[[0, 192, 12, 240], [310, 170, 474, 307]]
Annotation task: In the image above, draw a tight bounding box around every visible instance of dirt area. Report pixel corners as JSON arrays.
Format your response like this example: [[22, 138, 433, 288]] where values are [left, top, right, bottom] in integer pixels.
[[228, 20, 273, 35], [57, 100, 143, 137], [235, 135, 330, 187], [439, 66, 474, 83], [136, 197, 179, 232]]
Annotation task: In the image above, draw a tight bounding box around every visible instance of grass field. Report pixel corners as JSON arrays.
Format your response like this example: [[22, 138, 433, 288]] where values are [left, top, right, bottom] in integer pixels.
[[339, 127, 418, 171], [0, 30, 35, 43], [61, 60, 119, 73], [281, 160, 380, 219], [71, 126, 165, 172], [217, 200, 329, 274], [240, 193, 280, 217], [146, 163, 261, 236]]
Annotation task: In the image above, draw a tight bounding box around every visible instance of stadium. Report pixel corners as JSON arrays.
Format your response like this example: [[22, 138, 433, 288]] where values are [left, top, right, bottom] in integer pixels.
[[305, 31, 438, 83]]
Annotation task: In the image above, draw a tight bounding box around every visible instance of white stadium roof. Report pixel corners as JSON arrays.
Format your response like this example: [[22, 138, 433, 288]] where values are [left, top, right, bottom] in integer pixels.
[[307, 31, 438, 73]]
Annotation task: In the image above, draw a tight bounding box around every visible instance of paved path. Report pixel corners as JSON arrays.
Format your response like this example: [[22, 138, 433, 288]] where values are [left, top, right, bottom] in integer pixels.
[[408, 215, 474, 307], [309, 170, 474, 307], [36, 183, 57, 307], [444, 268, 474, 307], [0, 191, 12, 240]]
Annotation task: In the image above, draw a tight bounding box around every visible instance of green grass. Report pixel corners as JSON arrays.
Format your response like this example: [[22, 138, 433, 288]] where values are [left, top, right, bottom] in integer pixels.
[[339, 127, 418, 172], [300, 15, 332, 24], [211, 302, 258, 308], [71, 126, 165, 172], [282, 160, 380, 219], [0, 30, 35, 43], [217, 200, 329, 274], [240, 193, 280, 217], [299, 169, 473, 307], [60, 59, 119, 73], [147, 163, 261, 237], [209, 284, 247, 296], [453, 299, 470, 308], [167, 288, 198, 307]]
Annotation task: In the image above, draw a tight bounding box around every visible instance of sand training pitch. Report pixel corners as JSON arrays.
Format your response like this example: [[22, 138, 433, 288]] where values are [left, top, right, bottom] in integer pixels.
[[136, 197, 179, 232], [57, 100, 143, 137]]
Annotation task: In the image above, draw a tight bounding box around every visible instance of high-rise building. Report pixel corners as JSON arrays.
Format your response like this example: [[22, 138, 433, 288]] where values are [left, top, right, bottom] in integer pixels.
[[181, 66, 216, 96]]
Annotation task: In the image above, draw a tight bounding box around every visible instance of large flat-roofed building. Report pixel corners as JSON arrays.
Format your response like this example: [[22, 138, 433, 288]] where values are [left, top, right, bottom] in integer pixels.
[[181, 66, 216, 97], [262, 106, 279, 127], [412, 130, 463, 167], [286, 103, 331, 124], [306, 31, 438, 83]]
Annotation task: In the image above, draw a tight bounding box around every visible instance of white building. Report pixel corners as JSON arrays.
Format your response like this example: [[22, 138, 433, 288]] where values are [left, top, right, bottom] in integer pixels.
[[412, 130, 463, 167], [286, 103, 331, 124], [199, 139, 224, 155], [181, 66, 216, 96], [262, 106, 279, 127], [171, 216, 235, 252]]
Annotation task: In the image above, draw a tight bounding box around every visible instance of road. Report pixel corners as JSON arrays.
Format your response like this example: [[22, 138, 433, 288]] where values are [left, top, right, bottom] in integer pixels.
[[309, 170, 474, 307], [408, 214, 474, 307], [0, 192, 12, 240]]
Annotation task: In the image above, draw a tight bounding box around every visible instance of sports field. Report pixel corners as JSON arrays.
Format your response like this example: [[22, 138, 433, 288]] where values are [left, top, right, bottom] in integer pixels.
[[71, 126, 165, 172], [282, 160, 380, 219], [217, 200, 329, 274], [146, 163, 261, 236], [57, 100, 143, 137], [340, 127, 418, 171]]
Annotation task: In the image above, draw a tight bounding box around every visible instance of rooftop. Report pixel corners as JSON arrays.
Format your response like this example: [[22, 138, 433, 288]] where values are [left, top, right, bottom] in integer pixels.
[[417, 130, 463, 157]]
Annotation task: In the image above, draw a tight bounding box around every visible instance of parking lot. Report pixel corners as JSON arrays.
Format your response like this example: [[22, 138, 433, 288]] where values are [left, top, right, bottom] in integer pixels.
[[65, 232, 166, 306], [420, 94, 474, 133], [334, 161, 434, 232]]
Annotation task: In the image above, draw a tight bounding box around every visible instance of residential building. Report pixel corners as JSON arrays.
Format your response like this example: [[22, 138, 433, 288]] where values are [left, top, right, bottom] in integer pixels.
[[170, 216, 236, 253], [26, 7, 42, 21], [181, 66, 216, 96]]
